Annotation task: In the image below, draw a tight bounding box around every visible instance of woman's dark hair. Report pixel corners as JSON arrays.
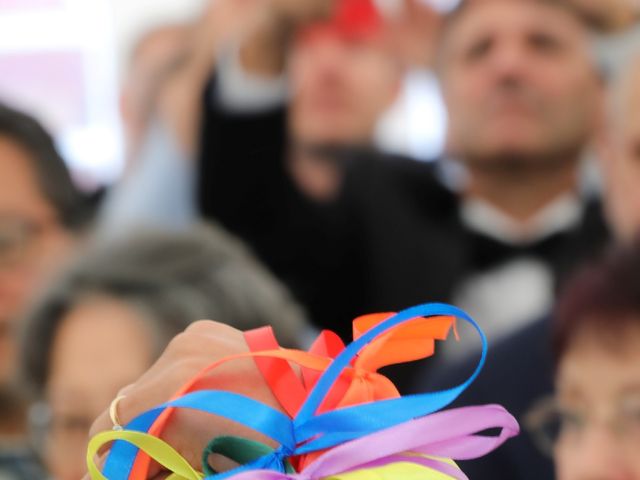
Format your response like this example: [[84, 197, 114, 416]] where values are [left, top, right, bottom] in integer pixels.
[[0, 102, 91, 229], [552, 239, 640, 365]]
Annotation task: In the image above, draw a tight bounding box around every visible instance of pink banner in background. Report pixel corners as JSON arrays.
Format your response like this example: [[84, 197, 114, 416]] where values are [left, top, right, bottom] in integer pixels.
[[0, 0, 62, 9], [0, 51, 87, 132]]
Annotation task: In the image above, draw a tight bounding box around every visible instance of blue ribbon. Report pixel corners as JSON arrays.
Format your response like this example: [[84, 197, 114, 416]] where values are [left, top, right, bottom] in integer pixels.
[[102, 303, 487, 479]]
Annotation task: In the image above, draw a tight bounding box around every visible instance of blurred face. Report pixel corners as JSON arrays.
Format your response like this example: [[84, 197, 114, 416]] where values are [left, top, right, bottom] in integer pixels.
[[43, 297, 155, 480], [0, 137, 73, 387], [554, 323, 640, 480], [440, 0, 600, 171], [600, 65, 640, 242], [289, 34, 401, 147]]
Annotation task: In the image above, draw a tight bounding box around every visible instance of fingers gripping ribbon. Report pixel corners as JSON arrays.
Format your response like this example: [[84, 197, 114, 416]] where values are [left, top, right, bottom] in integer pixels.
[[88, 303, 520, 480]]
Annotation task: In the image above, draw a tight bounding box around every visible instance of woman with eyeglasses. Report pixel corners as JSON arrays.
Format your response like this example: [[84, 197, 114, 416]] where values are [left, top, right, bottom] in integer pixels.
[[0, 103, 92, 480], [525, 242, 640, 479]]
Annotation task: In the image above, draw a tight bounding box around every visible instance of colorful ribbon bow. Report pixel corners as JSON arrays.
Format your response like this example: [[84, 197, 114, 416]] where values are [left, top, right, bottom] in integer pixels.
[[245, 312, 456, 415], [88, 303, 520, 480]]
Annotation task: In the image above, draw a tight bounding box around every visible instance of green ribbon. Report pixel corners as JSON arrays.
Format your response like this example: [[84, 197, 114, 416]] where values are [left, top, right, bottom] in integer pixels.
[[202, 436, 296, 477]]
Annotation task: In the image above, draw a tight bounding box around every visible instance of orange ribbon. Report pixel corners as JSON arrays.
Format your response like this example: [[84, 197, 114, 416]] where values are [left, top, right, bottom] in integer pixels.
[[127, 313, 456, 478]]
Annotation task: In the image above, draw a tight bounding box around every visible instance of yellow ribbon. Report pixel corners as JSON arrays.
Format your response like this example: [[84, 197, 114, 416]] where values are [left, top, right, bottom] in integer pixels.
[[87, 429, 203, 480], [88, 429, 458, 480], [329, 461, 458, 480]]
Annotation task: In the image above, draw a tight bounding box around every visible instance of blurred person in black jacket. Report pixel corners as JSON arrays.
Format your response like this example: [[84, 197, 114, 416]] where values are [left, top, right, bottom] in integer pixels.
[[197, 0, 609, 345]]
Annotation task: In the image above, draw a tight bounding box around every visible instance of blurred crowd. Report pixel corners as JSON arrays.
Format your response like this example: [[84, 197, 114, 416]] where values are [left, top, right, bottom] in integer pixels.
[[0, 0, 640, 479]]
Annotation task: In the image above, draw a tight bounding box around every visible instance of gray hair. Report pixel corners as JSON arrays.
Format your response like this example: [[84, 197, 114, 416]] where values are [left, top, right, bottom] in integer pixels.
[[19, 223, 309, 396]]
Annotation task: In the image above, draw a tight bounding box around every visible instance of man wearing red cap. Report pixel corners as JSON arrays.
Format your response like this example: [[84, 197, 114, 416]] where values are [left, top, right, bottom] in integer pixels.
[[198, 0, 608, 346], [210, 0, 405, 202], [200, 0, 442, 339]]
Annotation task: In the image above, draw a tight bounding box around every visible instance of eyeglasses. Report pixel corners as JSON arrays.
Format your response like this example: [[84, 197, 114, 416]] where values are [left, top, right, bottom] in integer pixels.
[[0, 216, 56, 268], [524, 394, 640, 458], [28, 402, 96, 462]]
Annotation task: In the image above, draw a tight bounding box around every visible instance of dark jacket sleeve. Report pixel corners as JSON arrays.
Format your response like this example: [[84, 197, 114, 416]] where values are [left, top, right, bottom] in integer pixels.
[[197, 78, 365, 339]]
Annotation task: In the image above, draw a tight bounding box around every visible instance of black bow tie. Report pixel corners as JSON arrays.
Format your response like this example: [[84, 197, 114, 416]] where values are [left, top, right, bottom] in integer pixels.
[[466, 230, 570, 273]]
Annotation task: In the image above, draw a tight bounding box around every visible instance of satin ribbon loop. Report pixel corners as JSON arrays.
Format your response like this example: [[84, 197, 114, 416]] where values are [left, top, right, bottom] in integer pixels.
[[90, 404, 518, 479], [95, 303, 494, 480], [247, 312, 456, 419], [305, 304, 484, 421]]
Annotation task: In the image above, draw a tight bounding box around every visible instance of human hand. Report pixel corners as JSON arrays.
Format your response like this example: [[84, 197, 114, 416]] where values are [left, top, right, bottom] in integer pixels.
[[83, 321, 284, 480], [386, 0, 442, 68], [269, 0, 336, 28]]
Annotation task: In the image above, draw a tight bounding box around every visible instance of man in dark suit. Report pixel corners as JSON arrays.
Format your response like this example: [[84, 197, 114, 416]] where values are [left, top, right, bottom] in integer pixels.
[[412, 51, 640, 479], [197, 0, 608, 346]]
